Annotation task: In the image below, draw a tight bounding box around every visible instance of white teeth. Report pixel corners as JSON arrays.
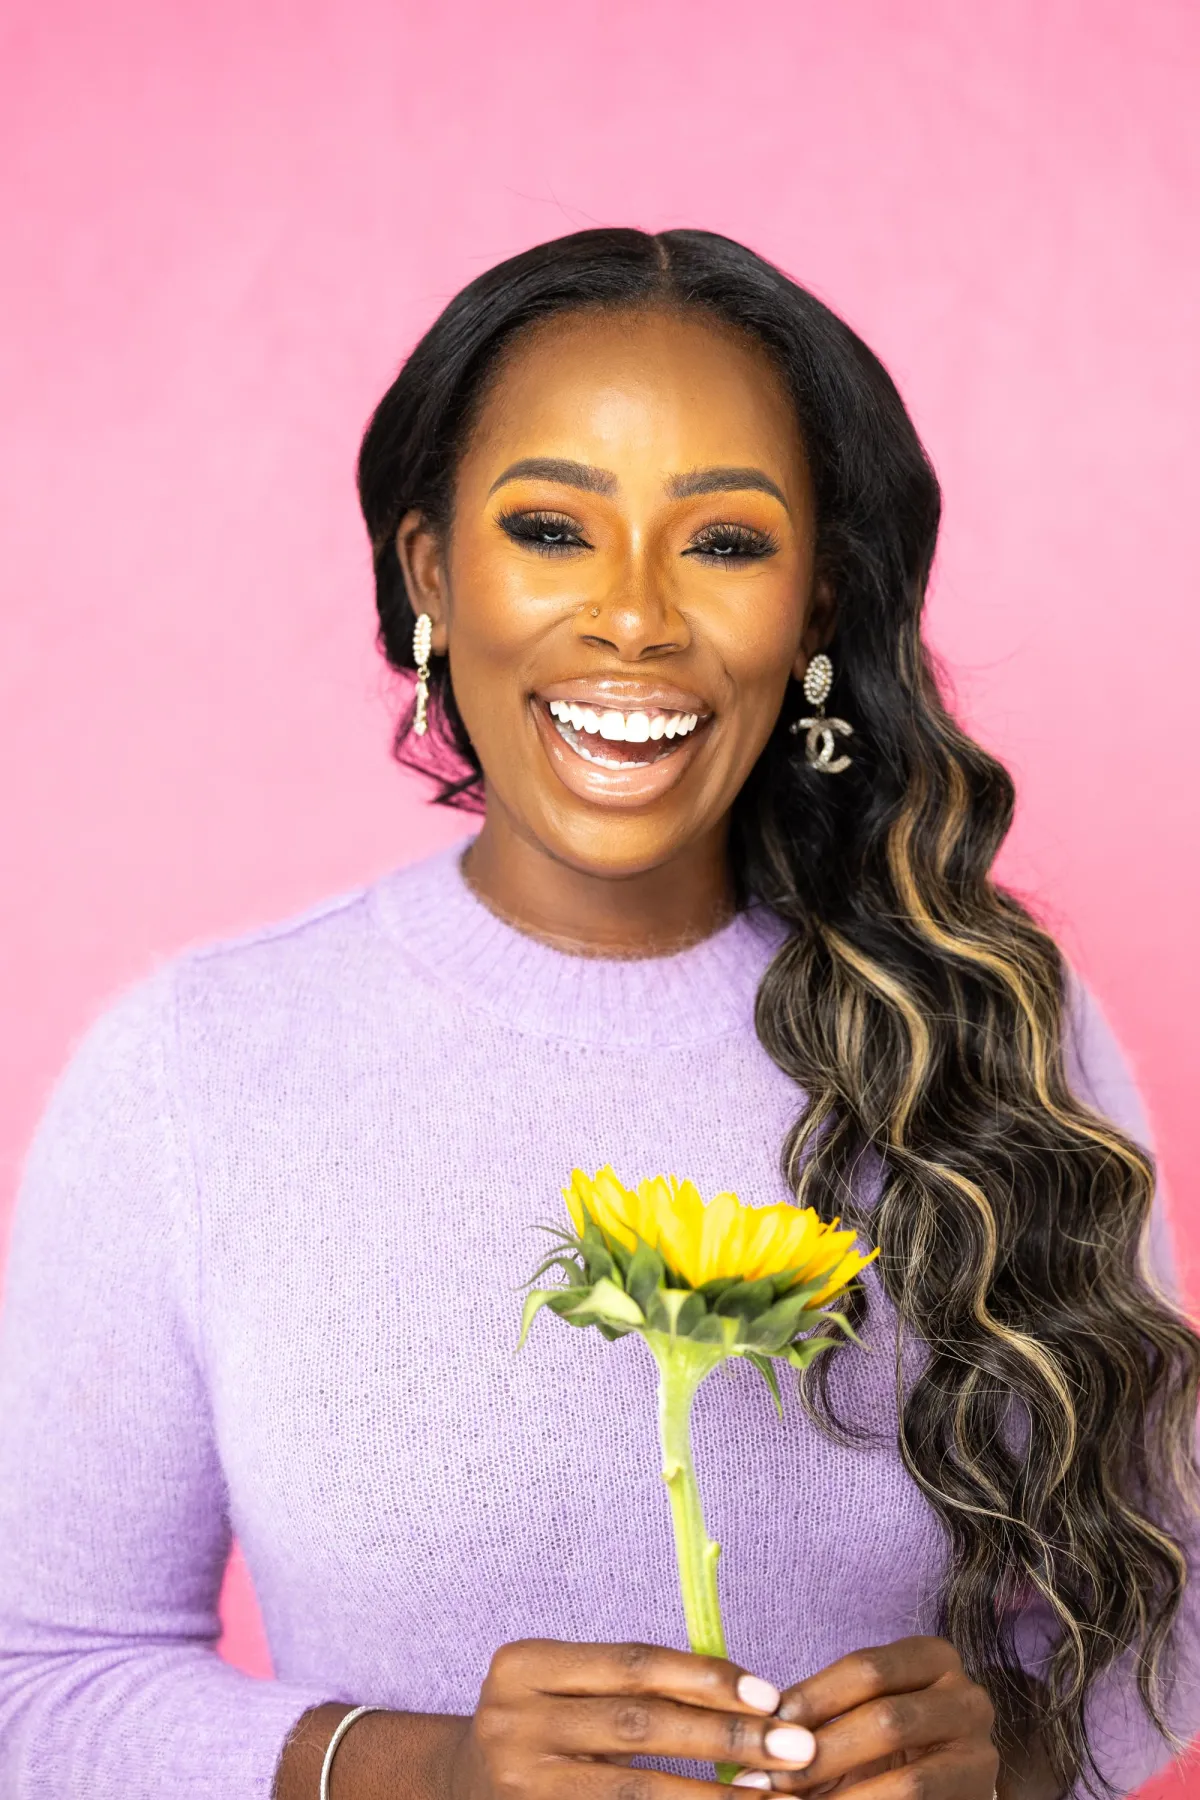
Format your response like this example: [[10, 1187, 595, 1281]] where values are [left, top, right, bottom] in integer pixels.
[[543, 700, 704, 744]]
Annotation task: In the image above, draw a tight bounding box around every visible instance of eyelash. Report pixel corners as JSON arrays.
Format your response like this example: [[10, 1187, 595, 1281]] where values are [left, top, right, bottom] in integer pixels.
[[497, 510, 778, 562], [497, 509, 590, 555], [685, 523, 778, 562]]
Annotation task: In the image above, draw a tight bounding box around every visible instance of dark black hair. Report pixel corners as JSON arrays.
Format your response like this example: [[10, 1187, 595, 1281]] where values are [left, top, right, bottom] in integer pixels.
[[357, 228, 1200, 1797]]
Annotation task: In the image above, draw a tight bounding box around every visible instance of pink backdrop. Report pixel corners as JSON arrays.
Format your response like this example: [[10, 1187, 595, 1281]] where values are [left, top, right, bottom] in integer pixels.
[[2, 2, 1197, 1790]]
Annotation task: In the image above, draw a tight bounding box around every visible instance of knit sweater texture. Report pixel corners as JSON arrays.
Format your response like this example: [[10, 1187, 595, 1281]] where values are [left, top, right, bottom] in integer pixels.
[[0, 841, 1194, 1797]]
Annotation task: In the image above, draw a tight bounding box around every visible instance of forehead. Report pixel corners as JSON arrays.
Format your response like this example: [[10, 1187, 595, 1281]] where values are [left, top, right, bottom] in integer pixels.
[[462, 305, 807, 491]]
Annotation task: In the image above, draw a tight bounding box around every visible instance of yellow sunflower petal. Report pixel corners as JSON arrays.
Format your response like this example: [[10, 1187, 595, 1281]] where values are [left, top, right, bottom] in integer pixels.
[[561, 1169, 875, 1301], [655, 1177, 704, 1286], [564, 1170, 589, 1237], [698, 1190, 741, 1285]]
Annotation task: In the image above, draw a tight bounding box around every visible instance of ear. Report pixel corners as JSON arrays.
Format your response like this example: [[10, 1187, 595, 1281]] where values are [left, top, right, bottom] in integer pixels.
[[792, 573, 837, 684], [395, 510, 450, 652]]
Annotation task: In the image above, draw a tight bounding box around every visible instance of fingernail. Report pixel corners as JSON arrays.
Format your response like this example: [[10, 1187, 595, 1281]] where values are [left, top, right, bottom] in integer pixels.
[[731, 1773, 772, 1790], [736, 1674, 781, 1714], [764, 1724, 816, 1766]]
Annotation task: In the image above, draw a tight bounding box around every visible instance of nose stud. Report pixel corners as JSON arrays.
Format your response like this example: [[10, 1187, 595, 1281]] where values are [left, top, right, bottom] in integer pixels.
[[590, 605, 601, 619]]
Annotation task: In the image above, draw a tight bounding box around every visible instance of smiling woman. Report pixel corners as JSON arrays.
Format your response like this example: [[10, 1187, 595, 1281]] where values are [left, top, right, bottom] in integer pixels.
[[390, 301, 826, 944], [1, 228, 1198, 1800]]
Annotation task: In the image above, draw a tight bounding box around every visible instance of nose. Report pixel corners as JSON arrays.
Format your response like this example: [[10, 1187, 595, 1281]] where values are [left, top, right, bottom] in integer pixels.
[[578, 545, 690, 661]]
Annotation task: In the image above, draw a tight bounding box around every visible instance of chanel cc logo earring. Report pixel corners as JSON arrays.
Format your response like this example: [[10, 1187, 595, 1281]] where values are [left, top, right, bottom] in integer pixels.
[[412, 612, 433, 737], [791, 652, 853, 773]]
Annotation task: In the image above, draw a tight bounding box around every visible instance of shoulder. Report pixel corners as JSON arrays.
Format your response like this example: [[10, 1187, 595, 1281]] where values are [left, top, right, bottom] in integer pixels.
[[165, 845, 467, 1016], [173, 877, 377, 992], [39, 855, 452, 1130]]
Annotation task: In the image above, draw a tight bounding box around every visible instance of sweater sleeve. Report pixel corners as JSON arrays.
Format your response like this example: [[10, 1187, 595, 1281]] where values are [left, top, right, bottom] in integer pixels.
[[0, 969, 334, 1798], [1036, 977, 1200, 1795]]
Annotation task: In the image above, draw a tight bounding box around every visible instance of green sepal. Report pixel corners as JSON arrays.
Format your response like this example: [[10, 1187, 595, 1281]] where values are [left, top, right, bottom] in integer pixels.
[[814, 1307, 866, 1347], [767, 1267, 843, 1304], [746, 1351, 784, 1417], [713, 1276, 776, 1321], [655, 1286, 706, 1338], [784, 1335, 840, 1370], [689, 1312, 741, 1351], [745, 1285, 828, 1353], [527, 1251, 587, 1289], [783, 1272, 842, 1307], [626, 1240, 667, 1313], [568, 1275, 646, 1332], [606, 1234, 635, 1282], [579, 1222, 618, 1288], [517, 1287, 564, 1350], [697, 1275, 739, 1301]]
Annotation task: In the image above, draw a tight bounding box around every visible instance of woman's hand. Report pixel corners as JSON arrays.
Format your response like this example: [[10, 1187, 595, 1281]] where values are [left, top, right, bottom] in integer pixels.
[[728, 1637, 998, 1798], [447, 1638, 822, 1797]]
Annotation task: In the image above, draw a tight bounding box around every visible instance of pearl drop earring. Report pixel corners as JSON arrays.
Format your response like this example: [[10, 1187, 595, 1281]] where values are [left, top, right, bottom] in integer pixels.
[[412, 613, 433, 737]]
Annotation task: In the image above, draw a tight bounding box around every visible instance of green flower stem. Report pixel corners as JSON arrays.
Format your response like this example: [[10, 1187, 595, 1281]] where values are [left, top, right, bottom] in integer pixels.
[[646, 1331, 740, 1783]]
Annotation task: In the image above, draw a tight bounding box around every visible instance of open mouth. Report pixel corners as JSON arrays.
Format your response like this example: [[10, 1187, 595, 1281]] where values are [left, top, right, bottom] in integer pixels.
[[544, 699, 704, 768]]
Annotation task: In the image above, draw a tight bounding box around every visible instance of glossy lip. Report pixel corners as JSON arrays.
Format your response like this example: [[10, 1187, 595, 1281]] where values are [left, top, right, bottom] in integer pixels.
[[531, 695, 711, 809], [536, 675, 713, 716]]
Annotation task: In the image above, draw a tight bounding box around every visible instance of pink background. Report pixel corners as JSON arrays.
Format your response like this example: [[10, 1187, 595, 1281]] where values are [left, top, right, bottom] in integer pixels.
[[2, 2, 1197, 1790]]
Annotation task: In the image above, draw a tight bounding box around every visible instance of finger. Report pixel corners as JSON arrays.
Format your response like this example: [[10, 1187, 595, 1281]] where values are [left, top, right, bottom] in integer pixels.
[[535, 1764, 754, 1800], [536, 1694, 818, 1772], [792, 1676, 989, 1791], [489, 1638, 783, 1716], [777, 1639, 963, 1730], [771, 1743, 1000, 1800]]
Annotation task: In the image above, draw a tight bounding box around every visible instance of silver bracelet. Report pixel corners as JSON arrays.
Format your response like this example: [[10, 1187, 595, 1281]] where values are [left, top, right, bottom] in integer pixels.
[[319, 1704, 386, 1800]]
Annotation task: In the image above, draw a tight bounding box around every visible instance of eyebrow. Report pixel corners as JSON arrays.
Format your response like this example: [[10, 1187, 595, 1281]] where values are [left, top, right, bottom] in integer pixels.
[[666, 466, 788, 507], [488, 458, 618, 497], [486, 457, 789, 509]]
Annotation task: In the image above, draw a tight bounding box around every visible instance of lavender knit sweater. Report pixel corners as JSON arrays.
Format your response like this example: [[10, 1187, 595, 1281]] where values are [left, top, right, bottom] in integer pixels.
[[0, 843, 1194, 1797]]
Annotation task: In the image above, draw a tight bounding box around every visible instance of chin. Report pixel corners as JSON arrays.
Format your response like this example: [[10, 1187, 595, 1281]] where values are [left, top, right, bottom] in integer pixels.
[[532, 801, 710, 882]]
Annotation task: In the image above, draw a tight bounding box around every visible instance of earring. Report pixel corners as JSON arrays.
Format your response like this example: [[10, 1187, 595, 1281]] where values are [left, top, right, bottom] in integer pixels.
[[790, 651, 853, 773], [412, 613, 433, 737]]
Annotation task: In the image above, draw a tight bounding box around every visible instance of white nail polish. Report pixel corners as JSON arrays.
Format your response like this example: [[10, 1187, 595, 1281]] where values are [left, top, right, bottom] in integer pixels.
[[764, 1724, 816, 1766], [731, 1773, 772, 1790], [736, 1674, 781, 1714]]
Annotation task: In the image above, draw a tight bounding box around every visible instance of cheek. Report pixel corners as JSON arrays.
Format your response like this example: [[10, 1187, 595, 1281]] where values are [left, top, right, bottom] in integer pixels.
[[447, 536, 581, 670], [704, 573, 806, 699]]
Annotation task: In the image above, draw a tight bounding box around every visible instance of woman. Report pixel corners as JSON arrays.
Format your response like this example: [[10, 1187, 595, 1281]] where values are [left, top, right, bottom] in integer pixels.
[[0, 228, 1196, 1800]]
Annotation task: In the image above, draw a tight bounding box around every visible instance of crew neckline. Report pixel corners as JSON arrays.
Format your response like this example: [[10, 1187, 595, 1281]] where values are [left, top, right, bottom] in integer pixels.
[[370, 839, 790, 1047]]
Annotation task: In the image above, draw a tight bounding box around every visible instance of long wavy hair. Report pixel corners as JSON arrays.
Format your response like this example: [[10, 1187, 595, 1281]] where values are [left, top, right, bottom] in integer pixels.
[[356, 228, 1200, 1796]]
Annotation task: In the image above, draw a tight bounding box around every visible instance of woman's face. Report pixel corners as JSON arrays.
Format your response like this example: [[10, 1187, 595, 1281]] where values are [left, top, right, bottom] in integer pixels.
[[398, 306, 829, 881]]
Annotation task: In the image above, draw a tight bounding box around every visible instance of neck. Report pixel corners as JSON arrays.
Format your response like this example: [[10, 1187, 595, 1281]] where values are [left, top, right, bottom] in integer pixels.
[[462, 806, 736, 960]]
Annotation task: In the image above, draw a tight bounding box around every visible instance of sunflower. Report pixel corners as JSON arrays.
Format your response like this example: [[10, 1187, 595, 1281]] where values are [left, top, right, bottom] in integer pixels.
[[520, 1166, 877, 1783], [522, 1165, 877, 1395], [564, 1165, 873, 1305]]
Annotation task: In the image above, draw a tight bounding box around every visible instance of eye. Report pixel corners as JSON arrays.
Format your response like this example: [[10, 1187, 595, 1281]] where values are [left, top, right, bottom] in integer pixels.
[[497, 508, 591, 555], [685, 522, 779, 563]]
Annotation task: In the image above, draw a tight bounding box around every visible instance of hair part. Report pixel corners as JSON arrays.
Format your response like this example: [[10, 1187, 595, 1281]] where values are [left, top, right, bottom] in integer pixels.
[[357, 226, 1200, 1796]]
